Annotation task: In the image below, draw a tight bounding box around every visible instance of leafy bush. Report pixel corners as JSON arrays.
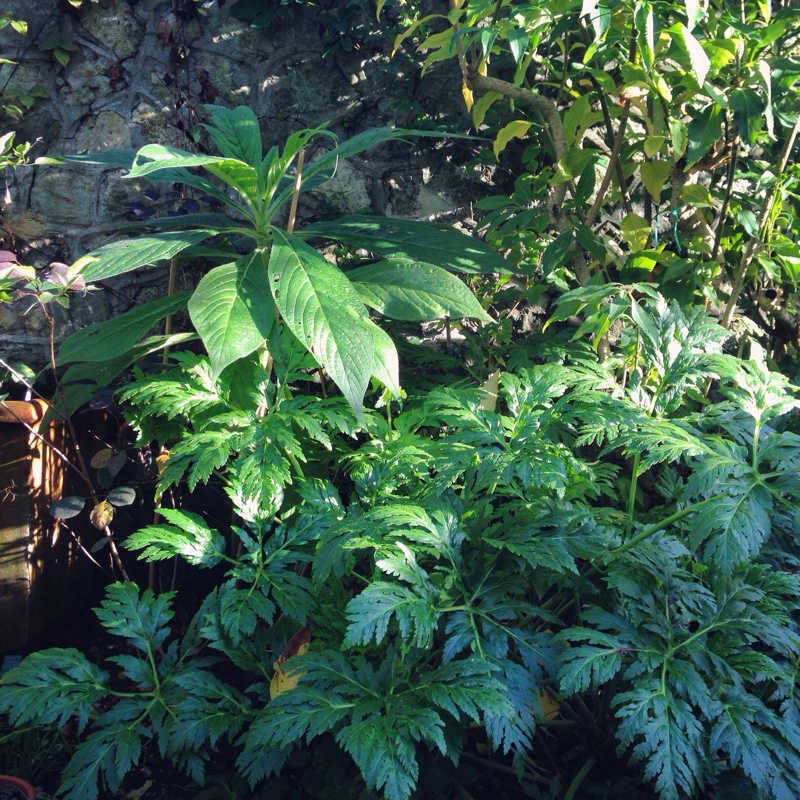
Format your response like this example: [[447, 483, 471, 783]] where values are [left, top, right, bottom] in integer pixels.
[[3, 0, 800, 795], [2, 290, 800, 799]]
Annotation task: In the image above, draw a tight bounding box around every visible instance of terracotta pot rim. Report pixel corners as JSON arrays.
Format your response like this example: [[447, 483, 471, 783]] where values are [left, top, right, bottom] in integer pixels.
[[0, 774, 36, 800], [0, 399, 48, 426]]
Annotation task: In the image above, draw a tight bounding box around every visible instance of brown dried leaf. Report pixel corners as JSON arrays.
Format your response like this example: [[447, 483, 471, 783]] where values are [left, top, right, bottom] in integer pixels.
[[155, 450, 170, 474], [270, 626, 311, 699]]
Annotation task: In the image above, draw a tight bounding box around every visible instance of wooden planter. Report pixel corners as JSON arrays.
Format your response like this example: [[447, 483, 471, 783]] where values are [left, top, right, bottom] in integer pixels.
[[0, 399, 87, 653]]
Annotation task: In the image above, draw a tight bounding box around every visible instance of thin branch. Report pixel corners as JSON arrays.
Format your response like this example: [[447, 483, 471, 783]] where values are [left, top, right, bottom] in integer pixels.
[[721, 112, 800, 328], [711, 139, 739, 264], [467, 71, 592, 285], [585, 103, 631, 228], [286, 149, 306, 234]]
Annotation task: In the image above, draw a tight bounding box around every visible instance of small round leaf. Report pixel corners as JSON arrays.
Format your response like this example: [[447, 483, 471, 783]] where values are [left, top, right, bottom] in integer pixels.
[[50, 496, 86, 519], [107, 450, 127, 477], [90, 448, 114, 469], [90, 537, 110, 553], [107, 486, 136, 507], [90, 500, 114, 530]]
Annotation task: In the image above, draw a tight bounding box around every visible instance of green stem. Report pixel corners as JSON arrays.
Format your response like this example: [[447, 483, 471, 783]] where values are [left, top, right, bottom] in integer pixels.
[[284, 447, 305, 478], [721, 109, 800, 328], [612, 495, 717, 559], [564, 755, 597, 800], [752, 422, 761, 471], [627, 451, 640, 520]]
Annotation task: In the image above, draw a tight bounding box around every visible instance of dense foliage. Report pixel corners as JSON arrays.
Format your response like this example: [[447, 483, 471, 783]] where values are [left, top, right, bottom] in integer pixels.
[[1, 0, 800, 798]]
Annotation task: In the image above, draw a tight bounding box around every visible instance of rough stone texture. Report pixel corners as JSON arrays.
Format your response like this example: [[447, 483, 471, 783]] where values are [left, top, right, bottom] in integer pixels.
[[0, 0, 482, 369]]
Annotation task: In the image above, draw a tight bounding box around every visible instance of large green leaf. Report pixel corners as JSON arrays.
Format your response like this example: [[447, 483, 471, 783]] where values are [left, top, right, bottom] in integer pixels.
[[202, 104, 262, 167], [302, 215, 514, 275], [56, 333, 197, 416], [35, 149, 136, 168], [128, 144, 259, 206], [358, 316, 401, 398], [348, 260, 491, 321], [73, 230, 217, 282], [269, 229, 374, 417], [188, 251, 274, 378], [686, 105, 722, 168], [730, 87, 766, 146], [58, 291, 191, 364]]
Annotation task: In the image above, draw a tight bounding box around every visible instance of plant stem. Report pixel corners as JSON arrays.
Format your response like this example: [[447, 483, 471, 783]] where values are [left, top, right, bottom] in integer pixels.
[[564, 755, 597, 800], [627, 451, 640, 520], [286, 149, 305, 234], [612, 495, 717, 558], [711, 139, 739, 264], [585, 103, 631, 228], [721, 111, 800, 328]]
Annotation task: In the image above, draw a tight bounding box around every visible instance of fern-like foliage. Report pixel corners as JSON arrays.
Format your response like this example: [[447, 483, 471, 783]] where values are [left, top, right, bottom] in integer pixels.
[[4, 296, 800, 799]]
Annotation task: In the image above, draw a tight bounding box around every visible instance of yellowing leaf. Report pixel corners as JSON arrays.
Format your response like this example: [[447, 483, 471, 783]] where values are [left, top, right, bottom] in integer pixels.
[[640, 160, 671, 201], [90, 448, 114, 469], [479, 370, 501, 411], [156, 450, 170, 474], [472, 90, 501, 130], [620, 212, 651, 253], [462, 80, 474, 113], [270, 626, 311, 699], [493, 120, 533, 159], [90, 500, 114, 530], [537, 690, 560, 720], [644, 135, 666, 159]]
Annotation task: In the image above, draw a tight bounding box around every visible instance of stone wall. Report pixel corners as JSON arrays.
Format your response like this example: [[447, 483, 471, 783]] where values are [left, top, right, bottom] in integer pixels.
[[0, 0, 480, 371]]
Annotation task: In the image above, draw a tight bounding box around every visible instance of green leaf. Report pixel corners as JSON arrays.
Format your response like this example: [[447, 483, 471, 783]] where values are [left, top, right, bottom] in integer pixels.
[[269, 229, 374, 418], [349, 260, 490, 321], [620, 212, 651, 252], [106, 486, 136, 507], [35, 149, 136, 168], [557, 630, 625, 695], [506, 27, 528, 63], [128, 144, 259, 208], [58, 291, 190, 364], [686, 105, 722, 168], [614, 683, 705, 800], [337, 716, 419, 800], [493, 119, 533, 158], [689, 480, 773, 570], [302, 215, 513, 275], [202, 104, 262, 166], [0, 648, 108, 732], [218, 581, 276, 643], [57, 722, 147, 800], [670, 118, 688, 163], [74, 231, 216, 282], [56, 332, 197, 417], [344, 582, 437, 650], [641, 160, 671, 200], [50, 496, 87, 519], [125, 509, 227, 567], [541, 230, 574, 276], [359, 317, 402, 398], [188, 251, 274, 378], [94, 582, 175, 652], [730, 87, 766, 145], [676, 24, 711, 86]]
